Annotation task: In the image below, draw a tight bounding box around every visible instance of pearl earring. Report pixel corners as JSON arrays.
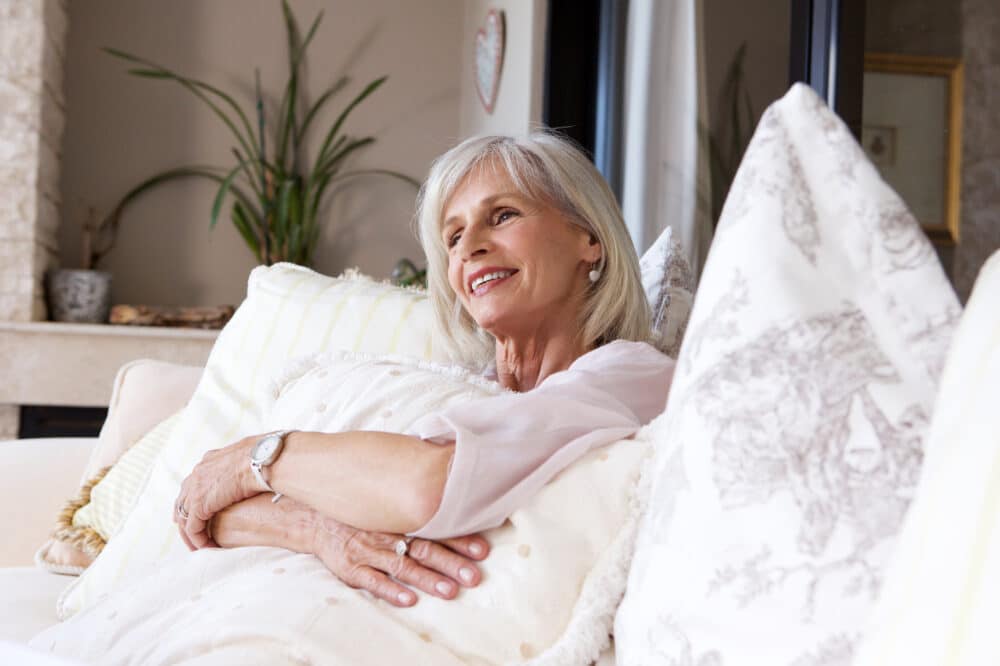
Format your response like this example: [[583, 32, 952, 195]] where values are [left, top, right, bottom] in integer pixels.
[[588, 263, 601, 283]]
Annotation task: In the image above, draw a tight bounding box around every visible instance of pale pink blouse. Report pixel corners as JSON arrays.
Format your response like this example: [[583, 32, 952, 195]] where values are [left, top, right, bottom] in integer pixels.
[[406, 340, 676, 539]]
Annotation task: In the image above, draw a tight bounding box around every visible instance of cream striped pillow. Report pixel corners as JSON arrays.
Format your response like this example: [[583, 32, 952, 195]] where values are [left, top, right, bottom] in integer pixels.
[[73, 412, 182, 542], [854, 251, 1000, 666], [58, 263, 446, 618]]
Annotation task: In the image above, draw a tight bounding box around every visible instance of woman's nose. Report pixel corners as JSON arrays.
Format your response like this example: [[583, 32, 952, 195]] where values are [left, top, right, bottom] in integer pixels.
[[458, 226, 490, 261]]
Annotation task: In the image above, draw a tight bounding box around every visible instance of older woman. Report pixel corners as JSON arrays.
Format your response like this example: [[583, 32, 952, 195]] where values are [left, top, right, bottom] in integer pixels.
[[174, 132, 675, 608]]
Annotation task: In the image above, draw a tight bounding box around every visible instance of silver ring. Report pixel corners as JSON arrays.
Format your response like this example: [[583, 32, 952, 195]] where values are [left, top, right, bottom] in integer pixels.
[[394, 537, 413, 557], [176, 503, 189, 520]]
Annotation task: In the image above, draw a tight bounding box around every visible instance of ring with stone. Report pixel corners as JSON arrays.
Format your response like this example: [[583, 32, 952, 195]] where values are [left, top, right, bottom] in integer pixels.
[[394, 537, 413, 557]]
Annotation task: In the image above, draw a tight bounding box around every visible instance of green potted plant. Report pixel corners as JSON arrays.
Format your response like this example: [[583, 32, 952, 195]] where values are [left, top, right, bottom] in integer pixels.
[[103, 0, 417, 267]]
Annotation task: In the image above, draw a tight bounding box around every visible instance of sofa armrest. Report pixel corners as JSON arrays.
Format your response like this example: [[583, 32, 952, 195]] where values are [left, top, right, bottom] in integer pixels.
[[0, 437, 96, 567]]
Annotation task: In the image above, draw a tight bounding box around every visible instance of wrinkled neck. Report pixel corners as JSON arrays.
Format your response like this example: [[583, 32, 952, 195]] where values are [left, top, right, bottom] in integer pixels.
[[493, 333, 587, 392]]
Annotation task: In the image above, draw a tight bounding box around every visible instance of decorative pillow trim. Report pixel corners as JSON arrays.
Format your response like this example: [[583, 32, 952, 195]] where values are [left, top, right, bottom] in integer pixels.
[[268, 349, 514, 402], [268, 262, 429, 296], [34, 541, 88, 576], [51, 466, 112, 557], [528, 437, 654, 666]]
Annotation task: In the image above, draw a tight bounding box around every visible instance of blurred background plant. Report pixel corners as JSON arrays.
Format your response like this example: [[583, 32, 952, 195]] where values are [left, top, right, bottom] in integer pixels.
[[390, 258, 426, 288], [101, 0, 417, 268], [702, 42, 755, 226]]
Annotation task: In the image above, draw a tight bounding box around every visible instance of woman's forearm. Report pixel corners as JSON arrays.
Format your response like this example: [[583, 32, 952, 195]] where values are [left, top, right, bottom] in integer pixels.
[[263, 431, 454, 535], [211, 493, 317, 552]]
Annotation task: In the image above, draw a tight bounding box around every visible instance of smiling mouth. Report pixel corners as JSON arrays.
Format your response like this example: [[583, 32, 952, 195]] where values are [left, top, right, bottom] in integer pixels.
[[469, 270, 517, 295]]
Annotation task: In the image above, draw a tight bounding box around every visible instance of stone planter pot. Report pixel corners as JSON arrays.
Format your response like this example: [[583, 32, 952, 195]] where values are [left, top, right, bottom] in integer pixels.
[[46, 269, 113, 323]]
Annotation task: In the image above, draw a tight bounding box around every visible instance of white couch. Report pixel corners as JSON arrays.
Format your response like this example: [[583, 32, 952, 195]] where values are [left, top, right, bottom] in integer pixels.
[[0, 436, 97, 643]]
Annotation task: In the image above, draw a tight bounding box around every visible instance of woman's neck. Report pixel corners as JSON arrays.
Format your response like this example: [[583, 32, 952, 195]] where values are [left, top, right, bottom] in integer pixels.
[[493, 332, 587, 392]]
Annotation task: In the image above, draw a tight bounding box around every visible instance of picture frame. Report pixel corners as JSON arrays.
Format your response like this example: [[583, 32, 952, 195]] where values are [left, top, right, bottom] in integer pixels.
[[863, 53, 964, 244]]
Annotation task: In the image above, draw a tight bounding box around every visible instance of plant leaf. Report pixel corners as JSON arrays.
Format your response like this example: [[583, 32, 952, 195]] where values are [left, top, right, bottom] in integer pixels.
[[210, 163, 249, 230], [317, 136, 375, 175], [105, 48, 262, 179], [298, 76, 349, 143], [327, 168, 421, 189], [127, 68, 171, 79], [312, 76, 387, 175], [93, 166, 262, 268], [277, 2, 324, 169], [231, 201, 263, 263]]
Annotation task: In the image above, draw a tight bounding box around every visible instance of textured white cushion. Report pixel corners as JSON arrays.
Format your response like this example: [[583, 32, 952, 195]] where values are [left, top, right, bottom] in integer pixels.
[[57, 264, 443, 618], [0, 568, 73, 644], [855, 250, 1000, 666], [72, 412, 182, 542], [36, 353, 649, 665], [615, 83, 961, 663]]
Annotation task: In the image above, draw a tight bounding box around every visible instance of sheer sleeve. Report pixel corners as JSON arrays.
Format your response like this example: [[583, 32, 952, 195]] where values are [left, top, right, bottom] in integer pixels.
[[405, 340, 675, 539]]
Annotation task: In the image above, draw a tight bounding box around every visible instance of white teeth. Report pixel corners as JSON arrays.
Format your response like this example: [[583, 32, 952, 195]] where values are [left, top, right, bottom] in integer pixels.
[[470, 271, 513, 291]]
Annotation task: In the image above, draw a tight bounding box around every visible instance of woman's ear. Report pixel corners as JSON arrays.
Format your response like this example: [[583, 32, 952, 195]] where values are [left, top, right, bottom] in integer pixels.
[[583, 233, 603, 264]]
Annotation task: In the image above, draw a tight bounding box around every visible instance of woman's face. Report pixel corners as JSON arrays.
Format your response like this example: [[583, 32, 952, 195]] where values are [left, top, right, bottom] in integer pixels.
[[441, 166, 601, 340]]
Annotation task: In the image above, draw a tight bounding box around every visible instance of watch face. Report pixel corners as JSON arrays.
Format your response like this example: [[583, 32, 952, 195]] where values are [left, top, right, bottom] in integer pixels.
[[253, 434, 282, 464]]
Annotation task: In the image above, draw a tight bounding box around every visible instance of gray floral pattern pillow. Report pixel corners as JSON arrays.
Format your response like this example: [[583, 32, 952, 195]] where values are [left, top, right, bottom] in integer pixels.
[[640, 226, 696, 358], [615, 83, 961, 665]]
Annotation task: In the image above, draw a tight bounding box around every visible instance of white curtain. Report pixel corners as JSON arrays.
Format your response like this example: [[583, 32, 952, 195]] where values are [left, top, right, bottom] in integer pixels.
[[622, 0, 713, 280]]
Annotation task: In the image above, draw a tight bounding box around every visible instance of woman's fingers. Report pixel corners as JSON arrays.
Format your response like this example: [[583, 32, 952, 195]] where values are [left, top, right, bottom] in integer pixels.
[[405, 538, 483, 588], [173, 437, 258, 550], [184, 509, 213, 550], [344, 534, 462, 600], [346, 565, 417, 607], [438, 534, 491, 561]]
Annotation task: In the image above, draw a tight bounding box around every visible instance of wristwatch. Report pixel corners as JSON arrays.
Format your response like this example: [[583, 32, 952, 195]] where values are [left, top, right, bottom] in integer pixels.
[[250, 430, 293, 500]]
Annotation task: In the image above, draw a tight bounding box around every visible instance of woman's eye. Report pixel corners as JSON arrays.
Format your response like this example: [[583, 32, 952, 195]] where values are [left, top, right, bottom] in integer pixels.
[[494, 209, 517, 224], [447, 232, 462, 248]]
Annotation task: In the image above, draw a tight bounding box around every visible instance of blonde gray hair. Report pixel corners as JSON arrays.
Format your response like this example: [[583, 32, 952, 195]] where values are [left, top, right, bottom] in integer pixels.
[[416, 132, 651, 367]]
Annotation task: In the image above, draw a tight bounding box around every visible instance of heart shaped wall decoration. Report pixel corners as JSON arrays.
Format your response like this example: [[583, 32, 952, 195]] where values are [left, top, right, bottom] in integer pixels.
[[475, 9, 505, 114]]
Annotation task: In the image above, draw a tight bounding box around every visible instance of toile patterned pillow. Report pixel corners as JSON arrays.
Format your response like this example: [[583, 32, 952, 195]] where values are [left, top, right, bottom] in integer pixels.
[[614, 82, 961, 664], [639, 226, 695, 359]]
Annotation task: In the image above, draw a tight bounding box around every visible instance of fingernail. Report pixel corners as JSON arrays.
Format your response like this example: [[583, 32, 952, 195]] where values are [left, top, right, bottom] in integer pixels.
[[397, 591, 414, 605], [469, 543, 483, 556], [435, 581, 453, 596], [459, 567, 475, 583]]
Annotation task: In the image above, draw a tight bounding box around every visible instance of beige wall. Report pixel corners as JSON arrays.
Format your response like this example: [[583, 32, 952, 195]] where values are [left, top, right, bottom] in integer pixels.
[[58, 0, 464, 307], [459, 0, 548, 137]]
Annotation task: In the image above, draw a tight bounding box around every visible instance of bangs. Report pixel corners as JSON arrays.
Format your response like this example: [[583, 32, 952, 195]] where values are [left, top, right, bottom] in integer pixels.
[[432, 139, 566, 237]]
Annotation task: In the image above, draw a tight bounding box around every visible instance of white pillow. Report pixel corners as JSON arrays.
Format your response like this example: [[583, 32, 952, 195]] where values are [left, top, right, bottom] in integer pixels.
[[639, 226, 695, 358], [35, 352, 650, 665], [854, 250, 1000, 666], [614, 83, 961, 664], [56, 264, 444, 619]]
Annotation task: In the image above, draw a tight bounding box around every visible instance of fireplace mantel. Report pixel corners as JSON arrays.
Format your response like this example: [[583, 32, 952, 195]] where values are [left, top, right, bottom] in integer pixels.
[[0, 321, 216, 409]]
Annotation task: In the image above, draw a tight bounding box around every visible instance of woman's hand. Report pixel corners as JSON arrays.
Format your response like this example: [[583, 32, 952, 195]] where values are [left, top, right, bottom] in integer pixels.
[[311, 515, 490, 607], [174, 434, 261, 550], [208, 493, 490, 607]]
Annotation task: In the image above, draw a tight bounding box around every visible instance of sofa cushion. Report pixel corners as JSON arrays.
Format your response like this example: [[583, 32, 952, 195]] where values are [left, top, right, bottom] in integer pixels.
[[88, 360, 203, 481], [0, 568, 73, 644], [854, 250, 1000, 666], [37, 412, 183, 575], [614, 83, 961, 663]]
